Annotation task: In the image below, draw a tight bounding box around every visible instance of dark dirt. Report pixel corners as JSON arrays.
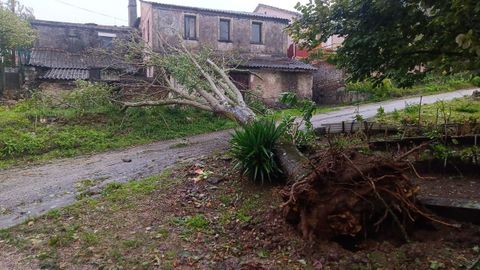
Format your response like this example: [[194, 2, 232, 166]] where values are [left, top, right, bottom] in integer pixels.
[[2, 156, 480, 269], [417, 175, 480, 201]]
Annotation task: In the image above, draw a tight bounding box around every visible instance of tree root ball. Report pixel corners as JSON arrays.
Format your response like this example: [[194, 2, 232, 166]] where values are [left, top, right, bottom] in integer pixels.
[[281, 149, 429, 242]]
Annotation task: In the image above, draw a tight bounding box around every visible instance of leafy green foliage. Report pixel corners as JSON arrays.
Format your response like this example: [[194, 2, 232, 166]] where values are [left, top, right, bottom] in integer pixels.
[[380, 97, 480, 126], [289, 0, 480, 86], [279, 92, 317, 148], [244, 87, 271, 116], [0, 3, 35, 64], [346, 75, 473, 103], [472, 76, 480, 87], [230, 119, 285, 184]]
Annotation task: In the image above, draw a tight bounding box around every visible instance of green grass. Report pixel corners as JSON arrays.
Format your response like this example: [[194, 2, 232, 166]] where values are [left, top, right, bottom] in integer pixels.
[[379, 97, 480, 125], [0, 99, 235, 169], [268, 106, 336, 120], [347, 74, 475, 104]]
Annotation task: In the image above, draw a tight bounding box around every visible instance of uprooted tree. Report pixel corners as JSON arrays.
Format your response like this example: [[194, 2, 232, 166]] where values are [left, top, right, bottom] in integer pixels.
[[112, 34, 255, 125], [109, 33, 448, 242], [108, 33, 311, 181]]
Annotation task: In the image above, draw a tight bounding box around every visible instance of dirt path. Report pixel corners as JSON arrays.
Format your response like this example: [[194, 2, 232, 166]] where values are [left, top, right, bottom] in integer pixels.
[[0, 88, 477, 229]]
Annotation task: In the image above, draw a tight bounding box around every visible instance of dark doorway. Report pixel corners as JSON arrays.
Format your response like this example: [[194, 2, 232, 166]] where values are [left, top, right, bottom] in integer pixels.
[[229, 72, 250, 91]]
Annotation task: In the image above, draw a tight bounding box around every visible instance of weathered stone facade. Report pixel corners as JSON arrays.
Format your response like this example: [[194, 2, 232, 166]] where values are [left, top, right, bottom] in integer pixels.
[[141, 1, 288, 57], [250, 70, 313, 105], [312, 62, 369, 105], [24, 20, 135, 86], [312, 62, 345, 104], [31, 20, 131, 53], [139, 1, 315, 104]]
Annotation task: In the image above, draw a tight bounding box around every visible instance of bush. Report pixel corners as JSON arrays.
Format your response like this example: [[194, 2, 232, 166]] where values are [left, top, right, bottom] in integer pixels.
[[472, 76, 480, 87], [23, 81, 116, 119], [64, 81, 115, 115], [230, 119, 285, 184]]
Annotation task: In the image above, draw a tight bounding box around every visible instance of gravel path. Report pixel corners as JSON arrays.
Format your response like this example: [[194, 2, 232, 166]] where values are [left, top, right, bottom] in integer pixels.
[[0, 88, 477, 229]]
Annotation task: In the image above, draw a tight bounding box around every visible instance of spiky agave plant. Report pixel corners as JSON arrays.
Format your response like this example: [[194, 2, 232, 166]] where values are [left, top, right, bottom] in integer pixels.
[[230, 119, 285, 184]]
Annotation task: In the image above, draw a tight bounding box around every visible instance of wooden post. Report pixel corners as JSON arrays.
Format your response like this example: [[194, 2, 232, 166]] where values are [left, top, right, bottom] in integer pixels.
[[417, 96, 423, 130], [0, 63, 5, 96], [10, 0, 17, 67]]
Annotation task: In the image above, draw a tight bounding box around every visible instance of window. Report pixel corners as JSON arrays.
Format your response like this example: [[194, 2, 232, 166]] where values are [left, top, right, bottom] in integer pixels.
[[184, 15, 197, 40], [98, 32, 117, 48], [219, 19, 230, 42], [251, 22, 262, 44]]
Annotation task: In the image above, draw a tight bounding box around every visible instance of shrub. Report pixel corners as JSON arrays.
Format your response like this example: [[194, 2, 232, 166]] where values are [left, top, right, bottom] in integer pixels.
[[64, 81, 115, 115], [230, 119, 285, 184], [279, 92, 317, 148], [472, 76, 480, 87], [244, 87, 271, 115]]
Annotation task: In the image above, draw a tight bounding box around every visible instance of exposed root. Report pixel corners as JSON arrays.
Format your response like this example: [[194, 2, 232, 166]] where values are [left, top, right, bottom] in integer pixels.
[[281, 147, 456, 242]]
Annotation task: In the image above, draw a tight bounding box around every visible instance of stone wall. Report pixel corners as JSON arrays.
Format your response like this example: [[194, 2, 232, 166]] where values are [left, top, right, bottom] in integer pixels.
[[250, 70, 313, 106], [31, 20, 131, 53], [142, 2, 289, 57], [313, 62, 372, 104], [312, 62, 346, 105]]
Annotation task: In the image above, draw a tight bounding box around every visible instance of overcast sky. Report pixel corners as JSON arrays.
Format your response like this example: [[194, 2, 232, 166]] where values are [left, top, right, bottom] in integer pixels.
[[20, 0, 307, 26]]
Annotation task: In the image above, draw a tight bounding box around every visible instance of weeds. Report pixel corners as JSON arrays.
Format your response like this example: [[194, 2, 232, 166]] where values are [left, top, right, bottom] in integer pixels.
[[0, 83, 234, 168], [346, 74, 474, 103]]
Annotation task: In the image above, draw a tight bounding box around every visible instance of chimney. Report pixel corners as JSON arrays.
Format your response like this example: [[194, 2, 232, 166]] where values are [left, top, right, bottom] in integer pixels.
[[128, 0, 138, 27]]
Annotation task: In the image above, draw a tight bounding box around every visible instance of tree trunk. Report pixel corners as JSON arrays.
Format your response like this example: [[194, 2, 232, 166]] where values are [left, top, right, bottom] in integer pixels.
[[275, 142, 313, 183]]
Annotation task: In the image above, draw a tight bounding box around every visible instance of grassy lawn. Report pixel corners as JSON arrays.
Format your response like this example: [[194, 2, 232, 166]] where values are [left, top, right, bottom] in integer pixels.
[[378, 96, 480, 125], [0, 96, 235, 169], [268, 105, 337, 120], [1, 156, 479, 269], [347, 74, 478, 104]]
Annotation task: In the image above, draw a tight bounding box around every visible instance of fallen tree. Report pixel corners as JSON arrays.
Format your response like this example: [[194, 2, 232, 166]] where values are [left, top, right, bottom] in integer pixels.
[[108, 33, 313, 183], [109, 34, 446, 243], [281, 145, 458, 242]]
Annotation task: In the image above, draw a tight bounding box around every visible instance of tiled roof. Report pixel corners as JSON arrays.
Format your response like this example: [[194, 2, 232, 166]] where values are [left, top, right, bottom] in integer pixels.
[[39, 68, 89, 80], [28, 49, 135, 71], [142, 1, 289, 24], [239, 57, 317, 71], [31, 20, 131, 32]]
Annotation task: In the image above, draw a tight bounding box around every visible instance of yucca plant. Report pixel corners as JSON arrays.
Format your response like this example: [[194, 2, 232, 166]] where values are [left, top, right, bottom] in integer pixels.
[[230, 119, 285, 184]]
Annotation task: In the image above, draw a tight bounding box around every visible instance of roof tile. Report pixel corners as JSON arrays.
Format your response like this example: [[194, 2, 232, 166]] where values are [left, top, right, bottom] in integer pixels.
[[39, 68, 89, 80]]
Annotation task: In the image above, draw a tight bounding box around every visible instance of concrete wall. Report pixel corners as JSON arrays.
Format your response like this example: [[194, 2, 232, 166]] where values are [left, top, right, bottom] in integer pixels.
[[141, 3, 289, 57], [250, 70, 313, 105], [31, 20, 131, 53]]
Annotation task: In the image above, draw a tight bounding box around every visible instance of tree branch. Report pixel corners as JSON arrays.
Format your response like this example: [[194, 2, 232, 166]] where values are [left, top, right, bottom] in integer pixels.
[[122, 99, 212, 112]]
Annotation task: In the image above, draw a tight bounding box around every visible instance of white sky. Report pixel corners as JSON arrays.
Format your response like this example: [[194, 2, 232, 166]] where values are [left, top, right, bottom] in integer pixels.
[[20, 0, 307, 26]]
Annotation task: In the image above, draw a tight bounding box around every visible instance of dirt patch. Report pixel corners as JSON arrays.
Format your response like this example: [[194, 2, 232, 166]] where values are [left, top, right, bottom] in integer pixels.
[[1, 156, 480, 269], [418, 174, 480, 201], [0, 243, 39, 270]]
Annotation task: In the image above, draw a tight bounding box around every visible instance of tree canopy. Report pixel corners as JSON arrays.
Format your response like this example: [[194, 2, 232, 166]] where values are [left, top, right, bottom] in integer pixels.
[[0, 1, 35, 64], [289, 0, 480, 86]]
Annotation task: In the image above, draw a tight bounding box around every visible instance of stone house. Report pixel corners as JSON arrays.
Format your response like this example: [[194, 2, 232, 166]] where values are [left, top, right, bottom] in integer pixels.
[[24, 20, 136, 90], [138, 1, 316, 105], [254, 3, 344, 59]]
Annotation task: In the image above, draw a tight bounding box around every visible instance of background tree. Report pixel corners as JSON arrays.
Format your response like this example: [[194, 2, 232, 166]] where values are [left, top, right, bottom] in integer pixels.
[[0, 0, 35, 67], [289, 0, 480, 87]]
